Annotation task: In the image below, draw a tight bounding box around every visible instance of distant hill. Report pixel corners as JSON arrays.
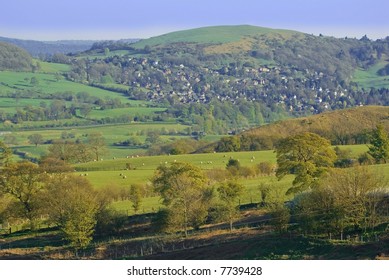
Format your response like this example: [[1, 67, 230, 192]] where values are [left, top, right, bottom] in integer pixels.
[[0, 42, 34, 71], [0, 37, 141, 57], [0, 37, 99, 56], [3, 25, 389, 137], [132, 25, 301, 48]]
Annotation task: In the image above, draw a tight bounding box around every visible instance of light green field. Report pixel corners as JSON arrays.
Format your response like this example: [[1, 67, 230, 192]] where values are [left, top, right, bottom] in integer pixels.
[[73, 148, 302, 215], [353, 58, 389, 89], [35, 61, 71, 73], [88, 107, 167, 119], [336, 144, 369, 156], [0, 97, 75, 114], [74, 150, 277, 172], [2, 122, 190, 159], [132, 25, 300, 48], [111, 196, 161, 215], [0, 71, 130, 103], [74, 144, 371, 173], [108, 174, 296, 216]]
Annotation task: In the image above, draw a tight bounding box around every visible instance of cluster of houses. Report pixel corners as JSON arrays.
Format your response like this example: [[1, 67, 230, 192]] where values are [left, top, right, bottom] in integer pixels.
[[86, 55, 352, 114]]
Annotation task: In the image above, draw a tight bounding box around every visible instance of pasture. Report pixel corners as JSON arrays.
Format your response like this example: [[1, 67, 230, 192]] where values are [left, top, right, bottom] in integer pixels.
[[1, 122, 191, 159], [74, 150, 277, 172], [353, 57, 389, 89], [35, 60, 71, 73], [73, 145, 377, 215], [87, 106, 167, 119], [0, 71, 131, 103], [0, 97, 74, 114]]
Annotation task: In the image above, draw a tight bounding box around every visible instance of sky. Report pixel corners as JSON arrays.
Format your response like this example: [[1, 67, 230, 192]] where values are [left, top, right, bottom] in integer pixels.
[[1, 0, 388, 41]]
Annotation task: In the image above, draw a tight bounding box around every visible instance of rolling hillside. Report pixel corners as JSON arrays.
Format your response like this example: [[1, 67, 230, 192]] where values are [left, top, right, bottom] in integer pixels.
[[76, 25, 389, 123], [240, 106, 389, 146], [0, 36, 97, 56], [132, 25, 301, 48]]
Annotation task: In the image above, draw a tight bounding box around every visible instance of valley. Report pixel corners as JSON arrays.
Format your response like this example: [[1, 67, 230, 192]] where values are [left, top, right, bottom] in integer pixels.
[[1, 25, 389, 260]]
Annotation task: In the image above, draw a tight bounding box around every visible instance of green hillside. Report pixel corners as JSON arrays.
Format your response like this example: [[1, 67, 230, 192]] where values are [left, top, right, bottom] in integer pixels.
[[132, 25, 301, 48], [353, 56, 389, 89]]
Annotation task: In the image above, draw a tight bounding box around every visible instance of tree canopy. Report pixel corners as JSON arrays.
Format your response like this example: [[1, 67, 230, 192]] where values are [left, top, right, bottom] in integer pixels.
[[152, 161, 212, 236], [368, 124, 389, 163], [275, 132, 336, 194]]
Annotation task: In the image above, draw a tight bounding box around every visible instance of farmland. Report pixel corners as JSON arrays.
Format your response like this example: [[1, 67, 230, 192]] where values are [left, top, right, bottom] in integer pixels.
[[2, 122, 191, 160], [1, 27, 389, 260], [353, 61, 389, 89], [0, 71, 130, 100], [72, 145, 374, 215]]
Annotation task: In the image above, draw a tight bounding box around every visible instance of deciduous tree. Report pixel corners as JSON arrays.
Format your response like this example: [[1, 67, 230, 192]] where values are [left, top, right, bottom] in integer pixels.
[[28, 133, 44, 147], [217, 181, 244, 231], [275, 132, 336, 194], [0, 161, 45, 230], [45, 175, 99, 253], [293, 166, 388, 237], [0, 140, 11, 167], [87, 132, 107, 161], [47, 140, 90, 163], [152, 162, 212, 236]]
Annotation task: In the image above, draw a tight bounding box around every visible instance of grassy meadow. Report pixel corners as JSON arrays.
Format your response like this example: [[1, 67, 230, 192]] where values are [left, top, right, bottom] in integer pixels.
[[0, 71, 131, 102], [35, 60, 71, 73], [71, 145, 375, 215], [1, 122, 190, 159], [132, 25, 300, 49], [353, 57, 389, 89]]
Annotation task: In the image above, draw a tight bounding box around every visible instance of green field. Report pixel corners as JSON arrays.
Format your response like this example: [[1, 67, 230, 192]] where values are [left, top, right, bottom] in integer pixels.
[[353, 58, 389, 89], [35, 60, 71, 73], [132, 25, 300, 48], [0, 97, 73, 114], [72, 145, 387, 215], [74, 150, 277, 171], [74, 149, 294, 215], [88, 107, 167, 119], [0, 71, 131, 103], [1, 122, 191, 159]]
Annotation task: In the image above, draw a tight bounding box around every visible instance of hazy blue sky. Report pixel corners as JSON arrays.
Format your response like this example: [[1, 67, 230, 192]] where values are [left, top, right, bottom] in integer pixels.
[[1, 0, 388, 40]]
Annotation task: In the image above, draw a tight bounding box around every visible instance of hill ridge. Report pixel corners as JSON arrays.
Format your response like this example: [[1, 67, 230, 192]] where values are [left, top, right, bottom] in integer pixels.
[[132, 25, 303, 48], [241, 106, 389, 145]]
